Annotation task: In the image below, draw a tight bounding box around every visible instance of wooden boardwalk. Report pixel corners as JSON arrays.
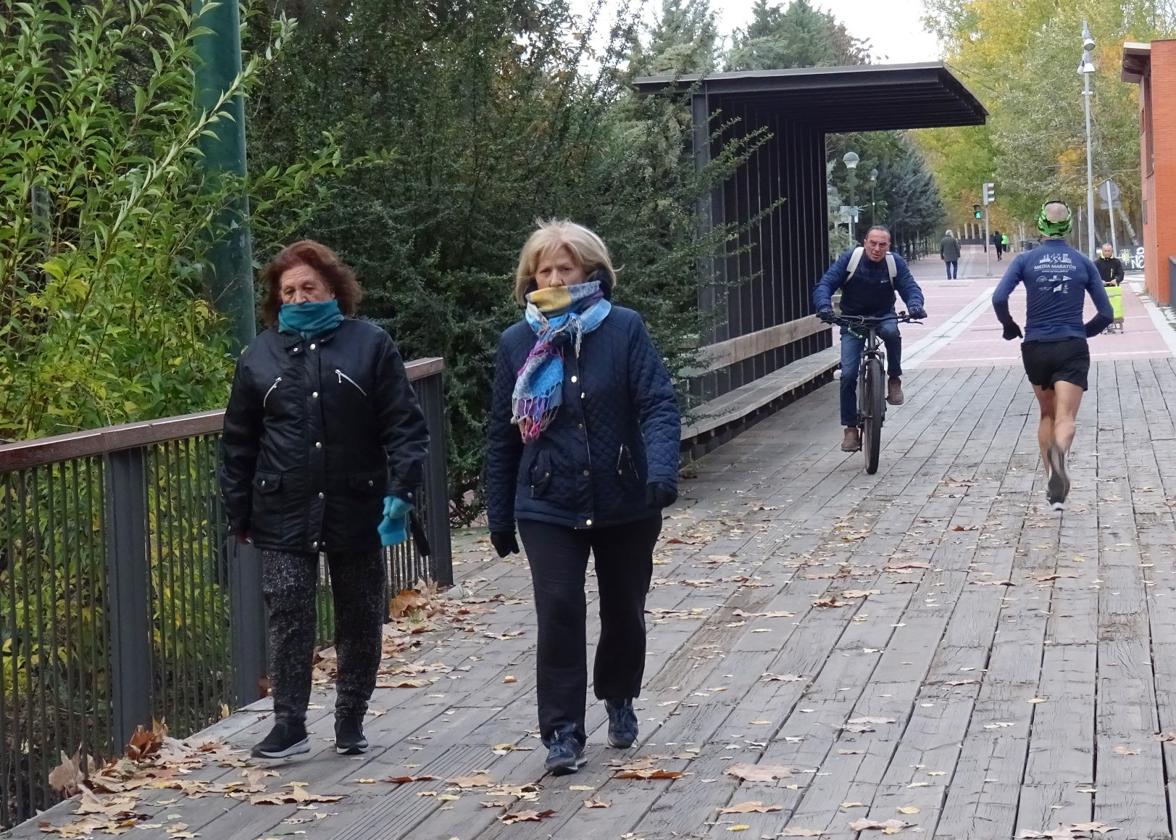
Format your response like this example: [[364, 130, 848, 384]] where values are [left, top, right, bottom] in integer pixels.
[[17, 359, 1176, 840]]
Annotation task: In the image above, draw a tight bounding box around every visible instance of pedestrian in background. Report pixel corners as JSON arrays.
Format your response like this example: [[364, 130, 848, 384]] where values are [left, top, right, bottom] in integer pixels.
[[1095, 243, 1125, 286], [484, 220, 681, 776], [992, 229, 1004, 261], [219, 240, 429, 759], [940, 229, 961, 279]]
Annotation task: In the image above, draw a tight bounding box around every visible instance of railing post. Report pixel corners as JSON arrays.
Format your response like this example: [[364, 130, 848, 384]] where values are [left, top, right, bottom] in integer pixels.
[[102, 448, 153, 752], [228, 539, 267, 706], [422, 373, 452, 585]]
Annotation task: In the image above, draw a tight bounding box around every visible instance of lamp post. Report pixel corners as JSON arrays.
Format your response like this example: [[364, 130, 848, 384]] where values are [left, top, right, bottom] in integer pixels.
[[843, 151, 859, 237], [1079, 21, 1097, 258], [869, 168, 878, 226]]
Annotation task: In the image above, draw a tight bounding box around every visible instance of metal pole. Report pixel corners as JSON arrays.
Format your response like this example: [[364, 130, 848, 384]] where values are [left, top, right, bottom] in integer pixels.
[[984, 204, 991, 276], [193, 0, 255, 353], [1082, 26, 1097, 259], [1107, 200, 1117, 253]]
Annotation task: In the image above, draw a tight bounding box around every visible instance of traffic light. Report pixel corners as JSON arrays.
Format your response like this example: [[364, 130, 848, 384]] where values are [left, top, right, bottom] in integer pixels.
[[973, 204, 982, 219], [982, 182, 996, 205]]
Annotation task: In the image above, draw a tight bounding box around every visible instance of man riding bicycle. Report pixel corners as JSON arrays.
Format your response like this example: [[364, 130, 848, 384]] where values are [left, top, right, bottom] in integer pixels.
[[813, 226, 927, 452]]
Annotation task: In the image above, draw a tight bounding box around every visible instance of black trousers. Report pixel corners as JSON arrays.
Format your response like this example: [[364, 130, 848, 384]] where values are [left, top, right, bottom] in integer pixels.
[[517, 514, 662, 747], [261, 549, 386, 725]]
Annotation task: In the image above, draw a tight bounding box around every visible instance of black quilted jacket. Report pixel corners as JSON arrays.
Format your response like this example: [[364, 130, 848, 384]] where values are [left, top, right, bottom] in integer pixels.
[[485, 306, 680, 532], [218, 319, 428, 553]]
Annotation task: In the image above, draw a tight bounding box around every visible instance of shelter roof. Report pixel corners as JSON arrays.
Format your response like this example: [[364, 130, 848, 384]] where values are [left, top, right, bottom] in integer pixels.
[[633, 63, 987, 132]]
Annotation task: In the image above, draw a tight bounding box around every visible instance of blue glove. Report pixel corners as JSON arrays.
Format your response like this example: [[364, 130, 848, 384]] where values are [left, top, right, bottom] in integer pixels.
[[817, 307, 836, 324], [378, 495, 412, 546]]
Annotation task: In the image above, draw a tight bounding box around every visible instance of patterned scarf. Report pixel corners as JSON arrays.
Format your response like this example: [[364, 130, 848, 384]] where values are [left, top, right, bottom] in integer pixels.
[[511, 276, 612, 443]]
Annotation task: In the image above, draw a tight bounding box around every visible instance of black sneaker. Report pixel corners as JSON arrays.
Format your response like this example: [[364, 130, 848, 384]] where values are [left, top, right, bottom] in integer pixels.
[[605, 698, 638, 748], [251, 720, 309, 759], [335, 716, 368, 755], [1047, 444, 1069, 511], [544, 732, 586, 776]]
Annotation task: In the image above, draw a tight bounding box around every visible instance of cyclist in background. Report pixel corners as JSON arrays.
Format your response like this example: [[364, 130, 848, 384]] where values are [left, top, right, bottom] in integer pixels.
[[814, 226, 927, 452], [992, 201, 1112, 511]]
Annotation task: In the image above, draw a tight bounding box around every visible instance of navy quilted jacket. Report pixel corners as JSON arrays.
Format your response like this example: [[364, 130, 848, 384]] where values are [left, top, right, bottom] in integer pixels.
[[485, 306, 681, 531]]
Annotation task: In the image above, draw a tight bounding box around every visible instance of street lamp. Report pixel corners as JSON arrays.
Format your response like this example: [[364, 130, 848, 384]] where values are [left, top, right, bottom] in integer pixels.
[[843, 151, 859, 236], [1079, 21, 1097, 257], [869, 168, 878, 225]]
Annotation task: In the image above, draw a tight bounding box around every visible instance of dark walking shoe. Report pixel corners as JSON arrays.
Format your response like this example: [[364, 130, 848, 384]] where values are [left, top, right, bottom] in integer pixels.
[[886, 377, 904, 405], [251, 720, 309, 759], [334, 716, 368, 755], [605, 699, 638, 748], [1047, 444, 1070, 511], [841, 427, 861, 452], [544, 732, 586, 776]]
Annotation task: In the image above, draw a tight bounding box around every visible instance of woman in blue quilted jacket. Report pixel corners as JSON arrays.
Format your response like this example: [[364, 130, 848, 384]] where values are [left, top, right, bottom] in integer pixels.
[[484, 220, 681, 775]]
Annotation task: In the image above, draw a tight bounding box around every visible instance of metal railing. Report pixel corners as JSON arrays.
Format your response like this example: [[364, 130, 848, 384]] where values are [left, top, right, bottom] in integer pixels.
[[0, 357, 449, 829]]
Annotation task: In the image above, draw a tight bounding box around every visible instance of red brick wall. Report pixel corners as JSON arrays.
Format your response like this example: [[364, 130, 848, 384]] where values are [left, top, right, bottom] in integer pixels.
[[1144, 41, 1176, 304]]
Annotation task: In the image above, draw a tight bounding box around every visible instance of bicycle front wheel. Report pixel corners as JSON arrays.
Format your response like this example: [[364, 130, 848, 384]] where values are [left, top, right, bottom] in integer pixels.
[[861, 357, 884, 474]]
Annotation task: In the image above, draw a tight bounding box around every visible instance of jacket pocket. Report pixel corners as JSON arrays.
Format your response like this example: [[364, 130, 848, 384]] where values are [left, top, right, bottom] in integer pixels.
[[616, 444, 641, 486], [253, 471, 282, 493], [528, 450, 552, 499], [347, 471, 386, 496]]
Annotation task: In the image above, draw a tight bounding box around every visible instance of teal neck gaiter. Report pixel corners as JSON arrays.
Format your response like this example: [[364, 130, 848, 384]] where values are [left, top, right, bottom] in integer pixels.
[[278, 299, 344, 339]]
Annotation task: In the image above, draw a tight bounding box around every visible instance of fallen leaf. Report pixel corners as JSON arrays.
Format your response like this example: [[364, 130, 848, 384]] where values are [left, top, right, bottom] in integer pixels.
[[47, 750, 90, 796], [720, 801, 784, 814], [498, 808, 556, 824], [614, 768, 684, 780], [446, 774, 496, 789], [584, 798, 610, 808], [841, 716, 896, 733], [249, 783, 345, 805], [727, 825, 751, 833], [841, 589, 880, 599], [848, 817, 913, 833], [383, 775, 438, 784], [780, 830, 825, 838], [503, 675, 518, 684], [389, 588, 430, 618], [762, 673, 806, 683], [724, 763, 792, 782], [1028, 697, 1048, 704], [897, 805, 920, 815], [1113, 745, 1139, 756]]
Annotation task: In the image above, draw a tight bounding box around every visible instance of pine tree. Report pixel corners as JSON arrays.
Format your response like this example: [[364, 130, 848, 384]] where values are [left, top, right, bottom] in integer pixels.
[[633, 0, 718, 75], [726, 0, 869, 71]]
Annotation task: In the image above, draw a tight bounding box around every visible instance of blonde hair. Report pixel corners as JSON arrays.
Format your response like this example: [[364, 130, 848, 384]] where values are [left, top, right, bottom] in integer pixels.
[[513, 219, 617, 305]]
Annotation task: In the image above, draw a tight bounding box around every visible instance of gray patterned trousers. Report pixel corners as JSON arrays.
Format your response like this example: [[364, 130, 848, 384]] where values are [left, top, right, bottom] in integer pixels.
[[260, 549, 386, 724]]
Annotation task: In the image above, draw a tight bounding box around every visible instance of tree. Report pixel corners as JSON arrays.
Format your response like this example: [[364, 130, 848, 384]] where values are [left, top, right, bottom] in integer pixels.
[[631, 0, 719, 76], [918, 0, 1176, 239], [726, 0, 870, 71]]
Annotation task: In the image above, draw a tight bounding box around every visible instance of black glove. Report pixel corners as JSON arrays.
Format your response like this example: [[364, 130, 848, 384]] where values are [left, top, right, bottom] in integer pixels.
[[1002, 322, 1023, 341], [490, 530, 520, 558], [646, 482, 678, 509], [908, 306, 927, 321], [817, 307, 836, 324]]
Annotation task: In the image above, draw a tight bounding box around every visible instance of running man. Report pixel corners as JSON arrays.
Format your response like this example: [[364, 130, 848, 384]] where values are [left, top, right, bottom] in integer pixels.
[[992, 201, 1113, 510]]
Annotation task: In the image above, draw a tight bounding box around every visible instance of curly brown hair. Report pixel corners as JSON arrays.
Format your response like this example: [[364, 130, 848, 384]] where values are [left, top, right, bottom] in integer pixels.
[[260, 240, 363, 325]]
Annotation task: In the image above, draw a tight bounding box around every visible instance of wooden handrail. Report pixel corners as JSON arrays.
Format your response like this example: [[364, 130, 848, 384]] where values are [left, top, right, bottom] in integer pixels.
[[0, 357, 444, 471]]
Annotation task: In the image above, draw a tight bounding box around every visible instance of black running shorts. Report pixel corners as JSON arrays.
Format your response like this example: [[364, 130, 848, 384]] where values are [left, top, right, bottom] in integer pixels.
[[1020, 338, 1090, 391]]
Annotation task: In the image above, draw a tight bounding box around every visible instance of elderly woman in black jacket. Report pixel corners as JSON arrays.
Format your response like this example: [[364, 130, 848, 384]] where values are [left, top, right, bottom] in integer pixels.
[[220, 240, 428, 759], [485, 220, 681, 775]]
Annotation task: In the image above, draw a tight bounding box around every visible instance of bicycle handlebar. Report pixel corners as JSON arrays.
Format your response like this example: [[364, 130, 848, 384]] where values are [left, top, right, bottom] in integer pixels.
[[829, 312, 923, 326]]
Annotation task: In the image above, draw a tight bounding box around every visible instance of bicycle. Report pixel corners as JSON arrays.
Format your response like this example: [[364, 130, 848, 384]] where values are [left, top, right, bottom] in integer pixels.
[[831, 312, 921, 475]]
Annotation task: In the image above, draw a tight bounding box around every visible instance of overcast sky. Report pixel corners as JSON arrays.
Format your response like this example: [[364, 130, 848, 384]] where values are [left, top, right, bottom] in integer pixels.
[[571, 0, 944, 65]]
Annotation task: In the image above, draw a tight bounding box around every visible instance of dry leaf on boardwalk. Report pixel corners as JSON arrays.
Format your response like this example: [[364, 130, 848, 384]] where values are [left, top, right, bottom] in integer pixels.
[[1018, 823, 1119, 838], [724, 763, 793, 782], [1155, 732, 1176, 742], [813, 596, 845, 608], [498, 808, 556, 824], [614, 767, 684, 780], [126, 720, 167, 761], [762, 673, 806, 683], [848, 817, 913, 833], [1112, 745, 1138, 756], [383, 775, 438, 784], [897, 805, 920, 815], [719, 801, 783, 814], [388, 587, 431, 618], [249, 783, 345, 805], [727, 825, 751, 832], [584, 798, 610, 808], [841, 589, 880, 599], [780, 829, 825, 837], [48, 749, 95, 796], [840, 716, 896, 733]]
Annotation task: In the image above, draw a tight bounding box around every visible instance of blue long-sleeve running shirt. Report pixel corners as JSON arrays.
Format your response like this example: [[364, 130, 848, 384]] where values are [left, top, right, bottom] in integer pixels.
[[992, 239, 1113, 342]]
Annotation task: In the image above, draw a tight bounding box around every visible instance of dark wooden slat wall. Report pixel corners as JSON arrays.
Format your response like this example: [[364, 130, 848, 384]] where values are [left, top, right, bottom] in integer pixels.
[[692, 94, 832, 403]]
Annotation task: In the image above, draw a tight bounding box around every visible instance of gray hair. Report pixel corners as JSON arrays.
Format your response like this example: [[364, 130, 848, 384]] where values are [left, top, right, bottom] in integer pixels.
[[1045, 202, 1070, 223]]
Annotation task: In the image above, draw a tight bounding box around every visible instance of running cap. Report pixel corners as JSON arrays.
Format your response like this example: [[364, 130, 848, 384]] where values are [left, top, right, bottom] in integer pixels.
[[1037, 200, 1072, 237]]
